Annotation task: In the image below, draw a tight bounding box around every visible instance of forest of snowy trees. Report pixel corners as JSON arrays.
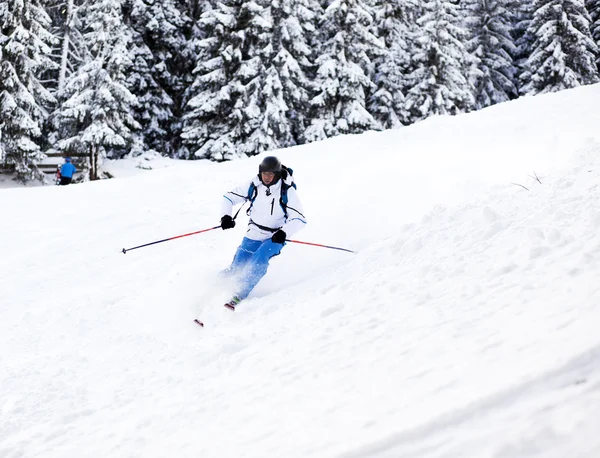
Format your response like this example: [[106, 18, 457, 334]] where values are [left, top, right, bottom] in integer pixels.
[[1, 0, 599, 182]]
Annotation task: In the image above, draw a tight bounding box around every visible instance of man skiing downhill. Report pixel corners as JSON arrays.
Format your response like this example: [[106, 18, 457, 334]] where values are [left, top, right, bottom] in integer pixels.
[[220, 156, 307, 309]]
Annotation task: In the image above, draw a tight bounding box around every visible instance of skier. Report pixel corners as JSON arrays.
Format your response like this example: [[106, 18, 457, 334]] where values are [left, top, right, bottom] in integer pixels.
[[220, 156, 307, 309], [59, 157, 77, 185]]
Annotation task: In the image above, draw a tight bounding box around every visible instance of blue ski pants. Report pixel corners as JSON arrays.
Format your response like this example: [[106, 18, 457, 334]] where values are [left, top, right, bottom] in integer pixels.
[[226, 237, 284, 299]]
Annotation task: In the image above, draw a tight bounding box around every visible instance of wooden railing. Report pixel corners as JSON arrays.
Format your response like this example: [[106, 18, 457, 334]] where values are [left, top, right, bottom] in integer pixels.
[[1, 153, 87, 175], [41, 152, 87, 174], [0, 163, 15, 174]]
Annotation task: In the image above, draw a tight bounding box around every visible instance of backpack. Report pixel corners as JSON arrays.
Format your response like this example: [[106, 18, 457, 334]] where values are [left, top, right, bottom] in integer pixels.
[[246, 165, 297, 218]]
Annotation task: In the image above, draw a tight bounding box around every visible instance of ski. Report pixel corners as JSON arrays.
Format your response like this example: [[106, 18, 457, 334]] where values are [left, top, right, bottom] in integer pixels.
[[195, 298, 238, 326], [224, 296, 241, 311]]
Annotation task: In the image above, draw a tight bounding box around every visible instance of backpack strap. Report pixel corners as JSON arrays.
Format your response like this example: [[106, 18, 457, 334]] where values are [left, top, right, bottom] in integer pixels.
[[247, 181, 258, 201], [245, 178, 260, 217], [231, 179, 259, 220], [279, 172, 296, 218]]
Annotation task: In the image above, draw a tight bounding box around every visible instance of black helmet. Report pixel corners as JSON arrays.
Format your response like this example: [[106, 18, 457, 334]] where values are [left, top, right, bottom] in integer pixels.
[[259, 156, 282, 174]]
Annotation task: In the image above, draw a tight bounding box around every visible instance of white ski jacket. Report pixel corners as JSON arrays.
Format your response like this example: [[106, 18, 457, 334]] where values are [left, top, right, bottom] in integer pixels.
[[221, 174, 307, 241]]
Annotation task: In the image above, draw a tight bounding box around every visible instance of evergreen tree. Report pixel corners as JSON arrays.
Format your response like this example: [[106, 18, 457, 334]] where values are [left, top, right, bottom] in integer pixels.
[[463, 0, 518, 108], [44, 0, 90, 94], [183, 0, 282, 160], [370, 0, 419, 128], [231, 0, 281, 157], [403, 0, 475, 122], [177, 0, 210, 98], [124, 33, 173, 155], [268, 0, 319, 145], [51, 0, 139, 180], [170, 0, 208, 158], [522, 0, 599, 95], [244, 0, 295, 153], [0, 0, 57, 182], [124, 0, 190, 156], [512, 0, 535, 95], [181, 0, 237, 160], [587, 0, 600, 69], [305, 0, 383, 142]]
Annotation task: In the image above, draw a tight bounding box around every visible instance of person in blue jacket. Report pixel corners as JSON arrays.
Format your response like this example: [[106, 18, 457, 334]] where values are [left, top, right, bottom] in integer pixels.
[[59, 157, 76, 185]]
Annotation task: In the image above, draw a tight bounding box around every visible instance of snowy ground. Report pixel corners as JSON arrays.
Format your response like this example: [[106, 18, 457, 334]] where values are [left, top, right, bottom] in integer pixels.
[[1, 84, 600, 458]]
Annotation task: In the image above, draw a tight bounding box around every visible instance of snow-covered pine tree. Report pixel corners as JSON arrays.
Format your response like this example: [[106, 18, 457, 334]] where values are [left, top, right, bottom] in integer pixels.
[[228, 0, 281, 157], [370, 0, 420, 128], [237, 0, 295, 154], [305, 0, 383, 142], [124, 33, 173, 156], [268, 0, 320, 145], [183, 0, 288, 160], [240, 0, 321, 152], [403, 0, 475, 122], [587, 0, 600, 69], [52, 0, 139, 180], [521, 0, 599, 95], [181, 0, 249, 160], [463, 0, 518, 109], [0, 0, 57, 182], [169, 0, 208, 159], [43, 0, 90, 94], [123, 0, 189, 156], [512, 0, 535, 95]]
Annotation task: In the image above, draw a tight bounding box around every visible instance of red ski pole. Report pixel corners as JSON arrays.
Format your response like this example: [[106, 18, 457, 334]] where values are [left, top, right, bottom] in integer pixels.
[[285, 239, 355, 253], [122, 225, 221, 254]]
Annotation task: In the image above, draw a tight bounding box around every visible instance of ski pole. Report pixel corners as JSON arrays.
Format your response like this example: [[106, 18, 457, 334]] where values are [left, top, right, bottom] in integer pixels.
[[122, 225, 221, 254], [285, 239, 355, 253]]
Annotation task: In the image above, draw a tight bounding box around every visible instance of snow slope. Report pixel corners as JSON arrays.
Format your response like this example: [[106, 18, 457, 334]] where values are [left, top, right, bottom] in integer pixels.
[[1, 84, 600, 458]]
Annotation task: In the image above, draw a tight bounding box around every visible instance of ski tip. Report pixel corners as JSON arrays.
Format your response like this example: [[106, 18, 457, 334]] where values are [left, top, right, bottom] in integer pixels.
[[194, 319, 204, 327]]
